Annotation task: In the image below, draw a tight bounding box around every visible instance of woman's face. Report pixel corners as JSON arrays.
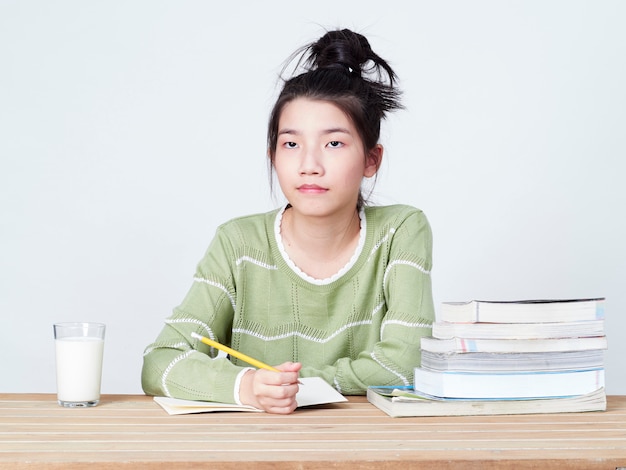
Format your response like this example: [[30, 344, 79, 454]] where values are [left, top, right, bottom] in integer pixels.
[[273, 98, 381, 219]]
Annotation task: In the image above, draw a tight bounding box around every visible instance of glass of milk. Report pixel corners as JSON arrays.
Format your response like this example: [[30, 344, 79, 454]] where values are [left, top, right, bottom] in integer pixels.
[[53, 322, 106, 407]]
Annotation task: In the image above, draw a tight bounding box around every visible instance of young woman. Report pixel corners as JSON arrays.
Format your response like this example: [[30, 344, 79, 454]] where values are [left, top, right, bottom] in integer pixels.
[[142, 29, 434, 414]]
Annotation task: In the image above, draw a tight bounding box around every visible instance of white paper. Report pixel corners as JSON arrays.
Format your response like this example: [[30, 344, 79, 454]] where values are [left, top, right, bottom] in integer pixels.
[[154, 376, 347, 415]]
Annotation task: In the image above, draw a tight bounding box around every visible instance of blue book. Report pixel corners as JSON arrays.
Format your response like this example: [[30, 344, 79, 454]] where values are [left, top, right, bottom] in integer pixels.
[[413, 367, 605, 399]]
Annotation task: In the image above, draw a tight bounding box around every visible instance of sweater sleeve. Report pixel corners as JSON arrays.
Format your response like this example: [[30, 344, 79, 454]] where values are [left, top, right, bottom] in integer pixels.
[[299, 209, 435, 394], [141, 226, 248, 403]]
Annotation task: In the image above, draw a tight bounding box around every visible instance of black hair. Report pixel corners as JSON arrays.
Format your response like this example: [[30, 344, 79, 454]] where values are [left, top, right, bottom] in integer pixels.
[[267, 28, 403, 208]]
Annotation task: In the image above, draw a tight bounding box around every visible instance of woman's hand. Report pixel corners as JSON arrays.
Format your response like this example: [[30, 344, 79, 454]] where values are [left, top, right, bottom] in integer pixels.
[[239, 362, 302, 414]]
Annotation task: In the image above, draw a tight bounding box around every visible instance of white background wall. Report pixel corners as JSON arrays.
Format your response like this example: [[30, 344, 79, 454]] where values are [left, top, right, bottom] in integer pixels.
[[1, 1, 624, 394]]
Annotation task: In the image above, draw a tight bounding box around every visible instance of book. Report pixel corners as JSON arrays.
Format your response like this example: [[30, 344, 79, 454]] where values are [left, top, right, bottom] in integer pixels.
[[431, 319, 605, 340], [440, 298, 605, 324], [420, 335, 608, 353], [153, 376, 347, 415], [367, 386, 607, 417], [155, 396, 262, 414], [413, 367, 605, 399], [420, 349, 605, 372]]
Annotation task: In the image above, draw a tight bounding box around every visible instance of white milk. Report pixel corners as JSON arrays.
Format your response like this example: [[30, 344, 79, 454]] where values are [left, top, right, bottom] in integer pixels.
[[55, 336, 104, 403]]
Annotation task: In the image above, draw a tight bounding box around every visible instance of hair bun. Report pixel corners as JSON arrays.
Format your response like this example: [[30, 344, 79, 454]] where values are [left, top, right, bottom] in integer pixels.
[[296, 28, 398, 87], [310, 29, 370, 74]]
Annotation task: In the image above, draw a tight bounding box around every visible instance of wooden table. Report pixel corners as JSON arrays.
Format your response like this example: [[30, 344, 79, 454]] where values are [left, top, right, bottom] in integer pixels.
[[1, 394, 625, 469]]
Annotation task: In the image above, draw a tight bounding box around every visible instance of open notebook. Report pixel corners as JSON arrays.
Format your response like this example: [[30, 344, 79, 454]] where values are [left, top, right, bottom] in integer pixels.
[[154, 376, 347, 415]]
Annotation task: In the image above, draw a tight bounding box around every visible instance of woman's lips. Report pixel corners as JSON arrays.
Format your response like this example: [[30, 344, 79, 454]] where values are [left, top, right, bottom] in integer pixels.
[[297, 184, 328, 194]]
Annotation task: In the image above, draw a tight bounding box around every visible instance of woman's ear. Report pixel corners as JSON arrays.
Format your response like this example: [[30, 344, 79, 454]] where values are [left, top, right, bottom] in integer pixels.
[[364, 144, 384, 177]]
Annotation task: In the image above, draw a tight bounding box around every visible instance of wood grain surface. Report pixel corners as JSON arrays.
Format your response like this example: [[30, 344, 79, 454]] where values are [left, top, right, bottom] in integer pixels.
[[1, 393, 625, 469]]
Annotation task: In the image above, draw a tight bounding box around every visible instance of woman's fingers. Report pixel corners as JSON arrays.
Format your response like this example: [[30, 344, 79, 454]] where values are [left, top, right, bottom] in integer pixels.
[[239, 363, 302, 414]]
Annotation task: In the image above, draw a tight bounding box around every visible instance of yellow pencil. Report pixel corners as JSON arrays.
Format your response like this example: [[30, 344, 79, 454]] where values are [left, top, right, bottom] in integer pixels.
[[190, 332, 281, 372]]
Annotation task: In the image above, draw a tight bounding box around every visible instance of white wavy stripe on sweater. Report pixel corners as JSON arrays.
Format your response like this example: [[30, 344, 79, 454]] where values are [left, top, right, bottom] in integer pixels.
[[233, 301, 422, 345], [235, 256, 277, 270], [161, 349, 196, 397], [234, 303, 384, 350], [371, 301, 385, 317], [367, 227, 396, 262], [193, 277, 236, 310], [165, 317, 216, 338], [380, 318, 432, 340], [370, 350, 410, 385], [143, 341, 188, 357], [165, 317, 221, 356], [333, 377, 343, 394], [233, 319, 374, 344], [383, 259, 431, 289]]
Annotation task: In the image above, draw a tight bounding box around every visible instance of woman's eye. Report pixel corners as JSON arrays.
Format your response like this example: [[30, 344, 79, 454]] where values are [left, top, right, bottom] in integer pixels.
[[328, 141, 343, 148], [284, 141, 298, 149]]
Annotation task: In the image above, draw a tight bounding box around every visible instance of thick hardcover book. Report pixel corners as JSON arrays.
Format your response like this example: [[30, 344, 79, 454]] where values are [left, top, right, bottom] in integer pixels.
[[413, 367, 605, 399], [440, 298, 605, 324], [431, 319, 605, 340], [367, 386, 607, 417], [421, 349, 605, 372], [420, 335, 607, 353]]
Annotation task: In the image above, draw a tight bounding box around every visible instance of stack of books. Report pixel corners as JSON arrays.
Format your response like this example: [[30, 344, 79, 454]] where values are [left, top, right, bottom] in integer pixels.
[[368, 298, 607, 417]]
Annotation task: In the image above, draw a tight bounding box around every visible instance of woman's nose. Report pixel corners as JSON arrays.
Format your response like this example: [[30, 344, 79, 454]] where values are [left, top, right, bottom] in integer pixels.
[[299, 147, 324, 175]]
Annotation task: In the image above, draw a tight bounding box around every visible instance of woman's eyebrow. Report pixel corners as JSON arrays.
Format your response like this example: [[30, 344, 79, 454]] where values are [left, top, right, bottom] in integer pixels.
[[323, 127, 351, 135], [277, 127, 352, 136], [278, 128, 298, 136]]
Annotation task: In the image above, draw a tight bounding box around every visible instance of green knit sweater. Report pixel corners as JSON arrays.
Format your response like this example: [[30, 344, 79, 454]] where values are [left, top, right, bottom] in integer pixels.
[[141, 204, 434, 403]]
